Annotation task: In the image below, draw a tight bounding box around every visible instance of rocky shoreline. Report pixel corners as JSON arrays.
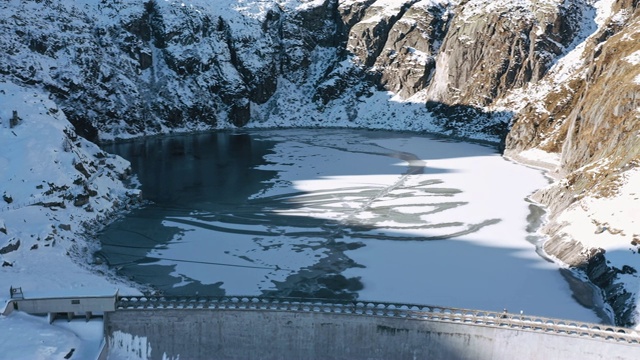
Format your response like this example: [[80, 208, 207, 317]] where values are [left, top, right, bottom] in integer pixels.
[[505, 150, 638, 327]]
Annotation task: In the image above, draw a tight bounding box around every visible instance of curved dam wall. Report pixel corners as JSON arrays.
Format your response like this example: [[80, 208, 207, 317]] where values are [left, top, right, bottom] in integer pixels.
[[105, 304, 640, 360]]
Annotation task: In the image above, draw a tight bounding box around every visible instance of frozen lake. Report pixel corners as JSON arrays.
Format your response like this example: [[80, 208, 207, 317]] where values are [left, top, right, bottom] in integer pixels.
[[99, 129, 606, 323]]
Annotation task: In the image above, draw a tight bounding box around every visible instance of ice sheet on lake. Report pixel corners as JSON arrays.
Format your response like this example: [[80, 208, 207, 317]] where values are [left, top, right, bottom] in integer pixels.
[[136, 130, 601, 323]]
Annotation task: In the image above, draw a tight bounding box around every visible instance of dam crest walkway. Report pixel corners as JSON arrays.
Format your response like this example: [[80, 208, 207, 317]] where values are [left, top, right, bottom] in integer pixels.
[[114, 295, 640, 344], [7, 292, 640, 359], [5, 291, 639, 345]]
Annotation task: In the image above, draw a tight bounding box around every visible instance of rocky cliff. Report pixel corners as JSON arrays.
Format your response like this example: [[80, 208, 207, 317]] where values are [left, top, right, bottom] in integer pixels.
[[0, 0, 638, 326], [504, 0, 640, 326]]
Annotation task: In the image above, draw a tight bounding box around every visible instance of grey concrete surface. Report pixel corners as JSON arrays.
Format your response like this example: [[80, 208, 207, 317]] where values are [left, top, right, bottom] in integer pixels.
[[105, 308, 640, 360]]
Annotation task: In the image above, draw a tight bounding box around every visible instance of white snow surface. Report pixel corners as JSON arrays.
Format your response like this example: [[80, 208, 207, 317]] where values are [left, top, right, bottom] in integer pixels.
[[518, 148, 561, 169], [0, 81, 141, 359], [108, 331, 152, 360], [557, 170, 640, 252], [625, 50, 640, 65], [0, 312, 105, 360]]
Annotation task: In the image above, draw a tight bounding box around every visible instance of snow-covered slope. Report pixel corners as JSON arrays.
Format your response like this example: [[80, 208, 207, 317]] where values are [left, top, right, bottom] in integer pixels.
[[0, 81, 143, 357], [0, 81, 141, 300], [0, 0, 638, 330]]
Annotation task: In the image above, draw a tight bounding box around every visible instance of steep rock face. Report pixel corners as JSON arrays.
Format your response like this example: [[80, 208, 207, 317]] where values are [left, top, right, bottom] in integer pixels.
[[422, 0, 586, 106], [506, 15, 640, 174], [346, 0, 424, 70], [339, 0, 593, 141], [505, 0, 640, 326], [369, 2, 449, 98], [0, 1, 280, 135], [506, 0, 640, 222], [344, 0, 589, 105]]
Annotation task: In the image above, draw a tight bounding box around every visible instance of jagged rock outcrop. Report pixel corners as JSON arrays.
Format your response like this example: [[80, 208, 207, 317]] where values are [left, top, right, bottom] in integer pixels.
[[352, 1, 449, 98], [0, 240, 19, 255], [347, 0, 423, 69]]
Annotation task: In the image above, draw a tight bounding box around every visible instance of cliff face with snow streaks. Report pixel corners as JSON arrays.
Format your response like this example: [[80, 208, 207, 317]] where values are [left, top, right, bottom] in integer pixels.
[[503, 0, 640, 326], [0, 0, 638, 326]]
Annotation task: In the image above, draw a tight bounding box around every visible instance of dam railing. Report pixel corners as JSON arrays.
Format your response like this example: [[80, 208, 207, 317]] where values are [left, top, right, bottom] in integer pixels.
[[115, 295, 640, 344]]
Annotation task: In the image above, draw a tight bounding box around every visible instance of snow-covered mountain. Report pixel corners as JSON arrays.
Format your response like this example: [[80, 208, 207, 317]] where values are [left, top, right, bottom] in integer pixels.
[[0, 0, 638, 330]]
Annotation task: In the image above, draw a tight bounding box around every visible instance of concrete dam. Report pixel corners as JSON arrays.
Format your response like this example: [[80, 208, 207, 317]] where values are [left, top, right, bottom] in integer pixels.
[[103, 296, 640, 360]]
